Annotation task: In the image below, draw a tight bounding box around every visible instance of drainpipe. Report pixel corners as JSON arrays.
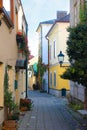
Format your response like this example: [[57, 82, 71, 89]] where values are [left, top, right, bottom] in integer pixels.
[[25, 23, 28, 98], [25, 57, 28, 98], [41, 25, 42, 61], [40, 25, 43, 90], [46, 37, 49, 93]]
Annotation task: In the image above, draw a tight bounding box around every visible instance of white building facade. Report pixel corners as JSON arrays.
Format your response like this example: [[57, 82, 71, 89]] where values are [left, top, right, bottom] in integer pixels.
[[36, 20, 55, 92]]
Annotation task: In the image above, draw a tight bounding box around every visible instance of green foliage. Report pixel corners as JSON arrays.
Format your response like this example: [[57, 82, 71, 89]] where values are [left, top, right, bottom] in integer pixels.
[[4, 90, 13, 108], [61, 23, 87, 87], [79, 1, 87, 24], [4, 66, 9, 91], [4, 65, 18, 119], [20, 98, 33, 111], [37, 57, 46, 86], [69, 102, 83, 111], [37, 58, 46, 77]]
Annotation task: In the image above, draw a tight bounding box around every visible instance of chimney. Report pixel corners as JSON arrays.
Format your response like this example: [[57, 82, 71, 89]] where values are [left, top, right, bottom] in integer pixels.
[[57, 11, 67, 19]]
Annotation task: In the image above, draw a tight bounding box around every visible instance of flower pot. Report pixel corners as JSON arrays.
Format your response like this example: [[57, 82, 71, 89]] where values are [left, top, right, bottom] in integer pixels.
[[20, 107, 28, 111], [2, 120, 17, 130]]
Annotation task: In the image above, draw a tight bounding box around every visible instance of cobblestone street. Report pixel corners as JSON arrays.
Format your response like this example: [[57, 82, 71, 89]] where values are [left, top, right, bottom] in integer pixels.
[[18, 90, 87, 130]]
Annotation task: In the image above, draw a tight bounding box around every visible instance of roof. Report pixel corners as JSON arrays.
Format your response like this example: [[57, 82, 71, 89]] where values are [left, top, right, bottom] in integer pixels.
[[36, 19, 56, 32], [40, 19, 56, 24], [46, 14, 70, 38]]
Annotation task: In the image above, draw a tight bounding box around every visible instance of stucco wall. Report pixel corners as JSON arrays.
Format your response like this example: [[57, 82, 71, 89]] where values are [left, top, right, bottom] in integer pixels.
[[70, 0, 80, 27], [28, 76, 36, 90], [50, 64, 70, 91], [70, 81, 85, 102], [0, 109, 4, 129], [0, 20, 17, 66], [42, 24, 53, 64], [0, 64, 5, 107], [49, 22, 69, 65]]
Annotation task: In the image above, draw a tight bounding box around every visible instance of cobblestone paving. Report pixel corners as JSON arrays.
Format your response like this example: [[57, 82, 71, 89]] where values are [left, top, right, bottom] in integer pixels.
[[18, 90, 87, 130]]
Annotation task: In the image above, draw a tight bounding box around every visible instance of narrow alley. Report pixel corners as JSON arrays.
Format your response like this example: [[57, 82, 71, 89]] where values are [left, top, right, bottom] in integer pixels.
[[18, 90, 87, 130]]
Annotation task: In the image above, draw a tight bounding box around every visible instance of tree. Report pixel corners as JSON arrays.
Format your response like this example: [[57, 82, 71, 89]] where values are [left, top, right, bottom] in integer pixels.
[[61, 23, 87, 109], [61, 23, 87, 87]]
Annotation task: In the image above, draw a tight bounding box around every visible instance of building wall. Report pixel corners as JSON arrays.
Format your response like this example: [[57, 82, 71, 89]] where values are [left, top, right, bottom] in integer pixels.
[[28, 56, 38, 89], [70, 81, 85, 102], [37, 23, 54, 92], [50, 64, 70, 90], [42, 24, 53, 64], [0, 64, 5, 107], [17, 70, 26, 104], [48, 21, 70, 96], [0, 109, 4, 130], [49, 23, 69, 66], [28, 76, 36, 90], [0, 20, 17, 66], [43, 70, 48, 92], [70, 0, 81, 27], [0, 0, 17, 126], [0, 0, 28, 127]]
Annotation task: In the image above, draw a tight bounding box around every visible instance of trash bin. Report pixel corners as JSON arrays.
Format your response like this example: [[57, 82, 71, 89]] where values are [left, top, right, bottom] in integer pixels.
[[61, 88, 66, 97]]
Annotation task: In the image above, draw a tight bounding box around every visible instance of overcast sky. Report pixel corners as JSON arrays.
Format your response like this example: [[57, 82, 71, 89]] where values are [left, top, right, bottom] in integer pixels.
[[21, 0, 70, 56]]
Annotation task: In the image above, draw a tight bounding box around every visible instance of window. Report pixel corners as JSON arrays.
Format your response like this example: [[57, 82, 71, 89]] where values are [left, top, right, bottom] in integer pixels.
[[54, 72, 56, 87], [54, 41, 56, 58], [49, 45, 52, 60], [50, 73, 52, 86]]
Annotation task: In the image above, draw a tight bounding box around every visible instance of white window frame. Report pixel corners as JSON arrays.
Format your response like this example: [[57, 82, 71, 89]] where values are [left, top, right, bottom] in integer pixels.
[[54, 71, 56, 87], [50, 72, 52, 87]]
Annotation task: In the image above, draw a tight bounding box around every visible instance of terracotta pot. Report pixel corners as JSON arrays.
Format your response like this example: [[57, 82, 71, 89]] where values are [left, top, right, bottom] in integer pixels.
[[20, 107, 28, 111]]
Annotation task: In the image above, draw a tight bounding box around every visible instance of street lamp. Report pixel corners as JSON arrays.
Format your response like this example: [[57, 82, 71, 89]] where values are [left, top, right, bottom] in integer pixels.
[[57, 51, 64, 67]]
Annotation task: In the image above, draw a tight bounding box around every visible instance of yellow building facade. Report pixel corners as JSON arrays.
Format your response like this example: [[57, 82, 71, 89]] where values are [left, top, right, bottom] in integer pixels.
[[46, 12, 70, 97], [28, 56, 38, 90], [0, 0, 28, 128]]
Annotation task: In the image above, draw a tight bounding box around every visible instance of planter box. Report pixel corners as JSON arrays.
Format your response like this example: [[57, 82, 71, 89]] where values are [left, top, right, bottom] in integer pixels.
[[2, 120, 17, 130]]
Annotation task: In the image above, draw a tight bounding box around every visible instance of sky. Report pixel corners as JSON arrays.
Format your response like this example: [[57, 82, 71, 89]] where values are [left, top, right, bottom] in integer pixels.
[[21, 0, 70, 56]]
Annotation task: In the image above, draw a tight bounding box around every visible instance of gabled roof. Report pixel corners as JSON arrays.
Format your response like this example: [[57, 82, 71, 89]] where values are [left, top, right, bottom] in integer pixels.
[[46, 14, 70, 38], [40, 19, 56, 24], [36, 19, 56, 32]]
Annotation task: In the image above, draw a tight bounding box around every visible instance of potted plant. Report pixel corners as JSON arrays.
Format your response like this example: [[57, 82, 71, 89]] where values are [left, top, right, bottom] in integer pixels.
[[20, 98, 33, 111]]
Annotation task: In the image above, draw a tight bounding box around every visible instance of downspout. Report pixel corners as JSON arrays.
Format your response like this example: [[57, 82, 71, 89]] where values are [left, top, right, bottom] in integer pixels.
[[41, 25, 42, 61], [40, 25, 43, 90], [25, 23, 28, 98], [46, 37, 49, 93], [25, 57, 28, 98]]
